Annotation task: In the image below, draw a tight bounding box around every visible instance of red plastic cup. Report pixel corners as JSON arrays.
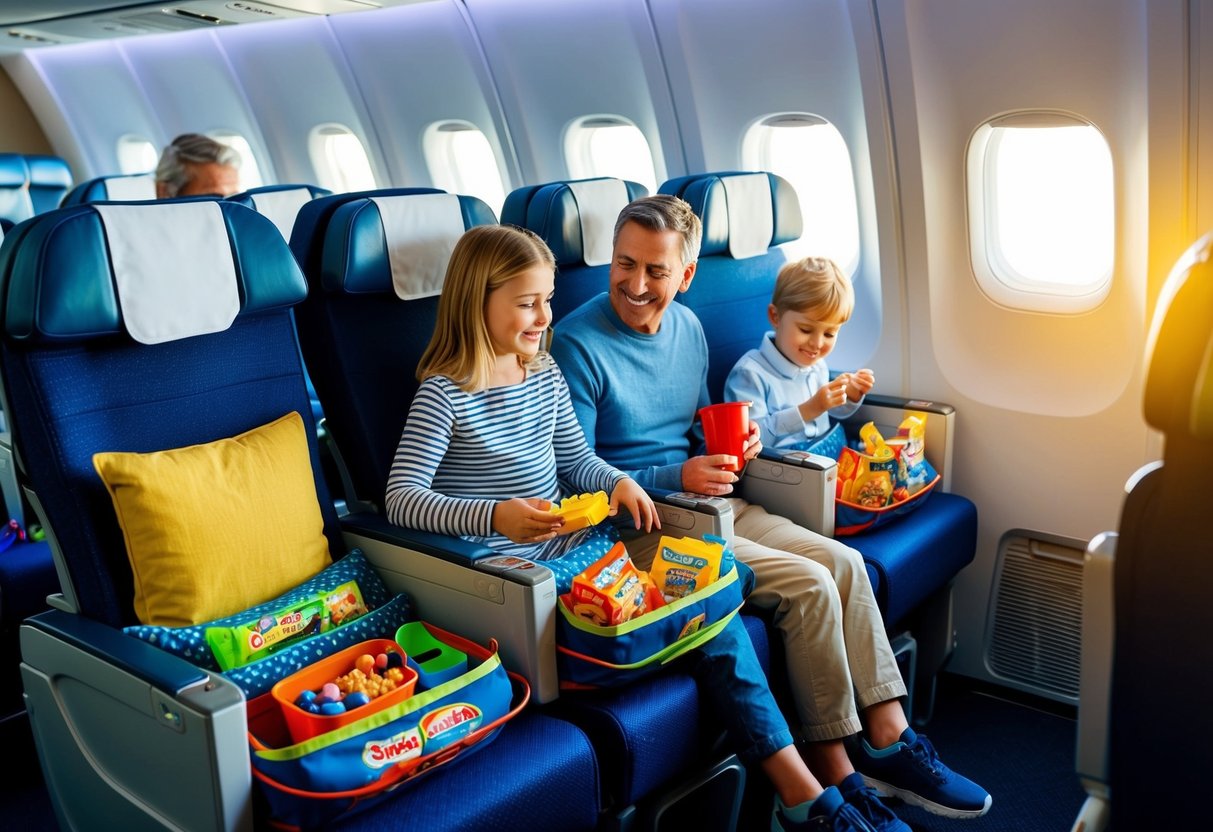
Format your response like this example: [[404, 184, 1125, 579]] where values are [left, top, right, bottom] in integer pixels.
[[698, 401, 752, 472]]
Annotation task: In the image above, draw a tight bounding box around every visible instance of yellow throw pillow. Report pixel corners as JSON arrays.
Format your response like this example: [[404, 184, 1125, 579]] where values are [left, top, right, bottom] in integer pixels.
[[94, 411, 333, 627]]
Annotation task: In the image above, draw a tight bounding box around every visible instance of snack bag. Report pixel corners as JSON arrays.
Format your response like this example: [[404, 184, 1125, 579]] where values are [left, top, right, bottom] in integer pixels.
[[569, 542, 648, 626], [834, 418, 940, 535], [886, 413, 934, 498], [206, 580, 369, 671], [648, 535, 727, 603]]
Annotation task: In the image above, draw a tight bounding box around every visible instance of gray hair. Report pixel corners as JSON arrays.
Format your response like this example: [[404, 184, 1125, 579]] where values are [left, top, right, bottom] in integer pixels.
[[613, 194, 702, 266], [154, 133, 240, 197]]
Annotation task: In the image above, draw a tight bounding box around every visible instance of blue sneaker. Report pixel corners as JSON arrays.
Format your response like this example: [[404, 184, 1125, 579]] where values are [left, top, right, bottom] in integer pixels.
[[854, 727, 992, 818], [839, 772, 911, 832], [773, 785, 877, 832]]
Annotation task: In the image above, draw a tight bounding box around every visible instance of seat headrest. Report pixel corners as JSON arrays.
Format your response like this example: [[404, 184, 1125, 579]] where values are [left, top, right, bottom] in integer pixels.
[[3, 201, 307, 343], [1143, 231, 1213, 441], [318, 192, 497, 298], [660, 171, 802, 258], [229, 184, 333, 241], [25, 155, 73, 214], [500, 178, 648, 267], [61, 173, 157, 206]]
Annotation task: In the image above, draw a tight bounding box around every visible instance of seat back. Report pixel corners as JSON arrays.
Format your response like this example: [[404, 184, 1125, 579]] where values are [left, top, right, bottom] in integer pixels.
[[1104, 230, 1213, 826], [660, 171, 803, 403], [25, 154, 73, 213], [0, 199, 341, 627], [59, 172, 157, 206], [228, 183, 332, 242], [0, 153, 33, 231], [292, 189, 497, 506], [501, 177, 647, 321]]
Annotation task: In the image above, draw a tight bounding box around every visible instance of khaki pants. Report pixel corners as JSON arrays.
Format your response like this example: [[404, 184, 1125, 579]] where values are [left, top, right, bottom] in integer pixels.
[[728, 498, 905, 742]]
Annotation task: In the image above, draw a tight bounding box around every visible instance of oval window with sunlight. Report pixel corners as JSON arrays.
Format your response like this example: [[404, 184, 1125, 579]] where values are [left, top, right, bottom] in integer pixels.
[[743, 114, 860, 273], [423, 121, 506, 216], [968, 113, 1114, 313], [564, 116, 657, 194], [308, 124, 377, 194], [116, 134, 158, 174], [209, 131, 264, 192]]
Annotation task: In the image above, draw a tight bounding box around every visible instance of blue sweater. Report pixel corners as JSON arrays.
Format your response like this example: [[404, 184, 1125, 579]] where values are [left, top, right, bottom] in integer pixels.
[[384, 352, 625, 559], [550, 293, 710, 491]]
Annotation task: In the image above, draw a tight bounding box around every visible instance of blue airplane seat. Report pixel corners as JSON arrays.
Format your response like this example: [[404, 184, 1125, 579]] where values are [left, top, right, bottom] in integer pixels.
[[59, 171, 156, 206], [25, 154, 73, 214], [500, 176, 648, 320], [0, 199, 600, 831], [291, 188, 752, 825], [0, 153, 33, 231]]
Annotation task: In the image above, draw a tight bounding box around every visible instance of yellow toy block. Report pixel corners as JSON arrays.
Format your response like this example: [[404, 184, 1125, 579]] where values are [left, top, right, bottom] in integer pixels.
[[551, 491, 610, 531]]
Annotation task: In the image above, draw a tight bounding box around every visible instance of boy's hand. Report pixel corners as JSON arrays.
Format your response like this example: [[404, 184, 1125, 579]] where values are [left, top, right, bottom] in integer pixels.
[[846, 369, 875, 402], [609, 478, 661, 532], [681, 455, 740, 497], [492, 497, 562, 544], [801, 375, 850, 422]]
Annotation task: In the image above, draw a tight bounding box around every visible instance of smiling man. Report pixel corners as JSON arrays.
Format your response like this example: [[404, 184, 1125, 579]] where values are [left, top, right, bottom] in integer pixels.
[[550, 194, 990, 832]]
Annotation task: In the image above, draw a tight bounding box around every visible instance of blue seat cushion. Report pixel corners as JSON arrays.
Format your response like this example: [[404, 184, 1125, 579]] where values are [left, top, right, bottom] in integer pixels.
[[852, 492, 977, 626], [0, 540, 57, 625], [326, 710, 601, 831]]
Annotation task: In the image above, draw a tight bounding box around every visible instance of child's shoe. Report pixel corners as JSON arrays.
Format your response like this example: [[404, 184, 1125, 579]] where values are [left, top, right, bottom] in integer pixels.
[[838, 772, 911, 832], [854, 727, 992, 818], [772, 785, 877, 832]]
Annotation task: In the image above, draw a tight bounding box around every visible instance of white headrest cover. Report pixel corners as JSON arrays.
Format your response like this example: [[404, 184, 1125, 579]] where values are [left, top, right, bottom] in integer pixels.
[[104, 174, 157, 202], [94, 202, 240, 344], [567, 179, 629, 266], [371, 193, 465, 300], [250, 188, 313, 241], [722, 173, 774, 259]]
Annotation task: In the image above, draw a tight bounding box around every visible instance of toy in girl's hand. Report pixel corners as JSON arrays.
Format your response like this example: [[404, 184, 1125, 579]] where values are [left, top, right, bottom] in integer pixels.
[[549, 491, 610, 531]]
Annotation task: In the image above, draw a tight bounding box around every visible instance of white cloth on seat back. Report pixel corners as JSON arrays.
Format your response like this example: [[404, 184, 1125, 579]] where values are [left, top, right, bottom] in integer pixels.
[[103, 174, 157, 202], [372, 193, 465, 300], [94, 202, 240, 345], [567, 178, 629, 266], [721, 173, 774, 259], [250, 188, 313, 241]]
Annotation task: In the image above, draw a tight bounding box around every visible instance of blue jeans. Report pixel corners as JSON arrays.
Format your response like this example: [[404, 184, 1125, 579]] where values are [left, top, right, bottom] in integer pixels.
[[687, 615, 793, 765]]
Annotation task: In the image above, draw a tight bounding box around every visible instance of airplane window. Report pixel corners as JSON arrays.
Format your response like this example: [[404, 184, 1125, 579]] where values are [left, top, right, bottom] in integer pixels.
[[116, 135, 158, 174], [743, 114, 860, 274], [968, 113, 1114, 313], [308, 124, 377, 194], [209, 131, 265, 192], [564, 116, 657, 194], [423, 121, 506, 216]]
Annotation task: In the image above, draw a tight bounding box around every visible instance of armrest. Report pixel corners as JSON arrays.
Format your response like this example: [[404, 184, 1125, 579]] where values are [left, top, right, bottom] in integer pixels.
[[340, 511, 560, 703], [20, 609, 251, 831], [737, 449, 837, 537], [841, 394, 956, 490], [1076, 530, 1116, 796]]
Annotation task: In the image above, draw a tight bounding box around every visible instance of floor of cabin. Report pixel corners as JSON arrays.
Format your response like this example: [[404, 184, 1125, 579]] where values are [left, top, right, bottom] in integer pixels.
[[0, 672, 1086, 831]]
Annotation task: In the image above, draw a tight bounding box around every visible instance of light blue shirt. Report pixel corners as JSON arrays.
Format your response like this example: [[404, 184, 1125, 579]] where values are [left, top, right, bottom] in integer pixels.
[[724, 332, 862, 449]]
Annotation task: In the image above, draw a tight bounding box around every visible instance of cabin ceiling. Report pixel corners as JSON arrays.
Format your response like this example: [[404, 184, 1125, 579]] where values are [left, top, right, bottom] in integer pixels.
[[0, 0, 426, 53]]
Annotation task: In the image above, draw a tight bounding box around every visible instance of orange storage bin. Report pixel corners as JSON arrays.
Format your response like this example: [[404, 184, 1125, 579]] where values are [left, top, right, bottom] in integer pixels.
[[272, 638, 418, 743]]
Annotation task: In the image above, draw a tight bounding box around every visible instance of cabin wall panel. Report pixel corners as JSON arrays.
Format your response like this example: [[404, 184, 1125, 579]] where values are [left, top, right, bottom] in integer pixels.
[[463, 0, 681, 187], [876, 0, 1180, 688], [649, 0, 889, 381], [329, 0, 517, 192], [121, 30, 270, 180], [12, 41, 164, 178], [1197, 0, 1213, 236], [217, 17, 377, 187], [0, 67, 53, 155]]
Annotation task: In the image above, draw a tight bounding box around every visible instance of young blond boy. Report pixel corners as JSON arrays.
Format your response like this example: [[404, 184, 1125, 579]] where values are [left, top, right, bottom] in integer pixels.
[[724, 257, 874, 450]]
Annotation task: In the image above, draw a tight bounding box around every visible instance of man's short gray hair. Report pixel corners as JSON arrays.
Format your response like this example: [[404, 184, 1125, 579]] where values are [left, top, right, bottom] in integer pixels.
[[154, 133, 240, 198], [613, 194, 702, 266]]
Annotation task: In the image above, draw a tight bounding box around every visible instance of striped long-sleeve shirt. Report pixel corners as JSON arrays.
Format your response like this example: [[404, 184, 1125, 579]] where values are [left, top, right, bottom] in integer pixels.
[[384, 352, 626, 559]]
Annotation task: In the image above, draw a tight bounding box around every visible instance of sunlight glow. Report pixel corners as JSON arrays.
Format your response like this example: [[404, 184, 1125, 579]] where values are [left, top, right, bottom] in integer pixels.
[[423, 122, 506, 216]]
